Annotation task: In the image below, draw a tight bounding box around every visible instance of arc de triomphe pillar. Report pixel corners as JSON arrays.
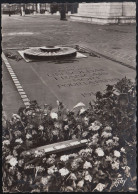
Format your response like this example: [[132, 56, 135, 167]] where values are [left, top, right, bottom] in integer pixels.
[[70, 2, 136, 24]]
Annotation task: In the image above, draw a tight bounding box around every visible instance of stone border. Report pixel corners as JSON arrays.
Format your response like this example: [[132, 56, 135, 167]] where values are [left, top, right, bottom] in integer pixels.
[[70, 15, 136, 25], [2, 52, 30, 107]]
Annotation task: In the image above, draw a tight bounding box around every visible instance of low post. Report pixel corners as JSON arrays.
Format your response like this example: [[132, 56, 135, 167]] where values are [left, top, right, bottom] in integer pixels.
[[21, 6, 25, 16], [56, 11, 60, 15], [67, 11, 71, 15]]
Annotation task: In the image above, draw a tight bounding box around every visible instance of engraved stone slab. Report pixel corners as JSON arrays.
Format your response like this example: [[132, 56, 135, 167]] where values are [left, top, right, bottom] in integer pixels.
[[5, 49, 135, 110]]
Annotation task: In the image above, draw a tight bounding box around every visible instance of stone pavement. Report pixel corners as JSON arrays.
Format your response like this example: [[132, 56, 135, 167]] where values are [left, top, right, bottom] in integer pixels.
[[2, 15, 136, 117], [2, 15, 136, 67]]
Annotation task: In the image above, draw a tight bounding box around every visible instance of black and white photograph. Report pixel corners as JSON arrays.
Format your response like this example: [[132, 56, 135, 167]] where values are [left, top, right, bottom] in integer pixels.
[[1, 0, 137, 192]]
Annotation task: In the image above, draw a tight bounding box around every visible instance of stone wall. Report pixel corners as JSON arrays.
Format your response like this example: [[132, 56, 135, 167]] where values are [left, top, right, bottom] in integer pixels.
[[122, 2, 136, 16]]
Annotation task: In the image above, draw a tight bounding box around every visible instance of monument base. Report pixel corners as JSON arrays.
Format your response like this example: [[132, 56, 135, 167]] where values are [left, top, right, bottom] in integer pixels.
[[71, 2, 136, 25], [70, 15, 135, 25], [45, 11, 50, 15]]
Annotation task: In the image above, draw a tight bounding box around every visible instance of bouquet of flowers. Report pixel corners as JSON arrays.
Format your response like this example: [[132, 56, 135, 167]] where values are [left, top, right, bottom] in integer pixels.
[[2, 78, 136, 192]]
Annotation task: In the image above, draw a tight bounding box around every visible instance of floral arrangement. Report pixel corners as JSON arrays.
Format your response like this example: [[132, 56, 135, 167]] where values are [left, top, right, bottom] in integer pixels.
[[2, 77, 136, 192]]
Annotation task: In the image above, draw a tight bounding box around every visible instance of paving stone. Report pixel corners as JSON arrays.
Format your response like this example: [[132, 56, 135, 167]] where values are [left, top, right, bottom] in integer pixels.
[[24, 102, 30, 106], [15, 83, 21, 86], [22, 98, 30, 102], [13, 81, 20, 84], [16, 86, 22, 89], [19, 92, 26, 95], [17, 88, 24, 92], [21, 95, 28, 99]]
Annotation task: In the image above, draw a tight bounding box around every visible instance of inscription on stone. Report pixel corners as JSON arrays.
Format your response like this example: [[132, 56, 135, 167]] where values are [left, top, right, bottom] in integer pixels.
[[47, 67, 119, 89]]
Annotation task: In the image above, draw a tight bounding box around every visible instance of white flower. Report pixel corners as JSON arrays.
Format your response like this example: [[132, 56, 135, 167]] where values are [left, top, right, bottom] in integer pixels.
[[26, 151, 30, 155], [85, 174, 92, 182], [101, 131, 112, 138], [105, 156, 113, 162], [73, 102, 85, 109], [84, 117, 89, 121], [50, 112, 58, 119], [15, 138, 23, 144], [26, 110, 33, 116], [79, 148, 92, 157], [46, 157, 55, 165], [3, 140, 10, 145], [47, 165, 58, 175], [117, 174, 122, 178], [94, 183, 106, 192], [94, 161, 101, 166], [47, 168, 54, 175], [77, 180, 84, 188], [59, 168, 69, 176], [69, 173, 77, 180], [79, 108, 86, 115], [12, 114, 21, 119], [26, 133, 32, 139], [95, 148, 104, 157], [65, 186, 74, 191], [106, 139, 114, 146], [114, 150, 121, 158], [89, 120, 102, 131], [68, 153, 78, 159], [122, 166, 130, 177], [54, 122, 60, 128], [38, 125, 44, 131], [41, 177, 50, 185], [82, 131, 89, 137], [57, 100, 60, 106], [60, 155, 69, 162], [104, 126, 112, 131], [90, 133, 99, 145], [92, 133, 99, 139], [121, 147, 126, 153], [113, 136, 119, 141], [36, 166, 45, 173], [64, 125, 69, 130], [83, 170, 89, 176], [83, 161, 92, 169], [29, 124, 34, 129], [111, 161, 119, 170], [8, 157, 18, 167], [34, 150, 44, 157], [5, 155, 13, 161], [25, 164, 35, 169], [52, 130, 59, 136]]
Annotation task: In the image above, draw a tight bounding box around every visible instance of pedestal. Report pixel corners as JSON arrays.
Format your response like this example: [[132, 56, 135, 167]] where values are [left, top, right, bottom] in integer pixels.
[[70, 2, 136, 24]]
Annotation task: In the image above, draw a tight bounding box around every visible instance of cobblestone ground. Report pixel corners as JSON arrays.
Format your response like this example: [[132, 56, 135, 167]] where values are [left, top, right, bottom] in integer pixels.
[[2, 14, 136, 67]]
